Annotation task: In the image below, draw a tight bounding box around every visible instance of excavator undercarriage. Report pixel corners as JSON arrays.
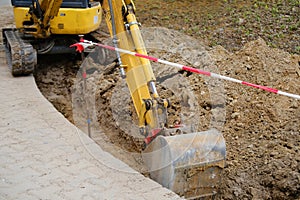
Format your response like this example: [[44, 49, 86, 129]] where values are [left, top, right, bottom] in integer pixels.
[[3, 28, 77, 75], [3, 0, 226, 198]]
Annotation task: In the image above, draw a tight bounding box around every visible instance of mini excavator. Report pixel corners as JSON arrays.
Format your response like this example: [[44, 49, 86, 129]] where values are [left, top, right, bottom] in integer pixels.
[[3, 0, 226, 198]]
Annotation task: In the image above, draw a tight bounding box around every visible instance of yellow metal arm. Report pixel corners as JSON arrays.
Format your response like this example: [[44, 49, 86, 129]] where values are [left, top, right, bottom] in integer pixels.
[[40, 0, 63, 29], [101, 0, 163, 131], [27, 0, 63, 37]]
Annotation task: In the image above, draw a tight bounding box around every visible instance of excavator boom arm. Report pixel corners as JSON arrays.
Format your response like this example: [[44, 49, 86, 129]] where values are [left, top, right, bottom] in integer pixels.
[[40, 0, 63, 27], [101, 0, 164, 131]]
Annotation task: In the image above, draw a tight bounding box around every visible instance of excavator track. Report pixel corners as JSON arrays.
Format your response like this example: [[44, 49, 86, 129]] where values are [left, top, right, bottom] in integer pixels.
[[3, 29, 37, 76]]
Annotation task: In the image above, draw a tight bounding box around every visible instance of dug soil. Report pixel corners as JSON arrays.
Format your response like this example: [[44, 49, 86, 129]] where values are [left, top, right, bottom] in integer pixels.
[[1, 1, 299, 199]]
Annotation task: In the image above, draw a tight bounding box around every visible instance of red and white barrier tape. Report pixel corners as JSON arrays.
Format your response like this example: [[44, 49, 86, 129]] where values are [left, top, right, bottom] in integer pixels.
[[70, 40, 300, 100]]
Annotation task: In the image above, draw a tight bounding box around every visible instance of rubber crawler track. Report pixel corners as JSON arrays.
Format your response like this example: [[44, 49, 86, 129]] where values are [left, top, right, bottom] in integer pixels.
[[3, 29, 36, 76]]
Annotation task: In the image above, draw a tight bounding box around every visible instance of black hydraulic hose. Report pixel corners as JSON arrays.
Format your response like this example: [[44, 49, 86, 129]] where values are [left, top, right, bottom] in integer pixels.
[[31, 0, 43, 18]]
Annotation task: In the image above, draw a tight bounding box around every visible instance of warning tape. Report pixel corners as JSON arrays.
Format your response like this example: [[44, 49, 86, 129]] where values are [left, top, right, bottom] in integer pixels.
[[70, 40, 300, 100]]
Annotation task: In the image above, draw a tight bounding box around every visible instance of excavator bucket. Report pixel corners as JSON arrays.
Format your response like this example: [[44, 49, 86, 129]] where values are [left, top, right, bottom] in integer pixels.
[[142, 129, 226, 199]]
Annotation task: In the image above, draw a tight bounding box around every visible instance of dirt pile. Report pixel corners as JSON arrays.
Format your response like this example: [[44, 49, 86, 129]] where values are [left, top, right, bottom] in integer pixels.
[[211, 38, 300, 199]]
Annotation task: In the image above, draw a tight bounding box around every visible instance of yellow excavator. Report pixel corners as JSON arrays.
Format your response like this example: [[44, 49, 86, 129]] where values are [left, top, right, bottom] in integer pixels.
[[3, 0, 226, 198], [3, 0, 102, 75]]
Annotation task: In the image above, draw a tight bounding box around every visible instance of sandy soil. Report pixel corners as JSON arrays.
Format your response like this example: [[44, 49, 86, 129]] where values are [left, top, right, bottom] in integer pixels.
[[1, 2, 299, 199]]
